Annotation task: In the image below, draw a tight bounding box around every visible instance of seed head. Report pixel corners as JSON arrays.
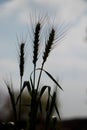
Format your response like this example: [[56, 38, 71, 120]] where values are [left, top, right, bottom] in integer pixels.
[[19, 43, 25, 77], [42, 28, 55, 65], [33, 22, 41, 65]]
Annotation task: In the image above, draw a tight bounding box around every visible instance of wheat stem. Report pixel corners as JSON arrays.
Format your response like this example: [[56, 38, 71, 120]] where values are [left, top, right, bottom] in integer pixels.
[[18, 77, 22, 127], [18, 43, 25, 123]]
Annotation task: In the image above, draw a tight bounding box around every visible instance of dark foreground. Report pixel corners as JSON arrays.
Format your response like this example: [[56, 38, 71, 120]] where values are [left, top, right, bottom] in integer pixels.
[[58, 118, 87, 130], [0, 118, 87, 130]]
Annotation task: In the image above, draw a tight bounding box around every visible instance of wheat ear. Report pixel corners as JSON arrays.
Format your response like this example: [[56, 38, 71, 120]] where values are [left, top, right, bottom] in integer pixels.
[[42, 28, 55, 65], [33, 22, 41, 65], [19, 43, 25, 77]]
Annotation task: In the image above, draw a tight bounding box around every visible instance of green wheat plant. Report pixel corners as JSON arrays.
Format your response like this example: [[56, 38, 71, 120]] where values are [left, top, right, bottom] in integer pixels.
[[4, 18, 68, 130]]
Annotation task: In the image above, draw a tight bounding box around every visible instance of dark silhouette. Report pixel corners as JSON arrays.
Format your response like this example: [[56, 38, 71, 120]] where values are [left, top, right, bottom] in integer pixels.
[[58, 118, 87, 130]]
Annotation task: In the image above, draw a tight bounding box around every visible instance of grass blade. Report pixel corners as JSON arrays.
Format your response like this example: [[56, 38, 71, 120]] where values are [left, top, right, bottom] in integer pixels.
[[55, 103, 61, 120], [4, 81, 17, 123], [45, 92, 56, 129], [37, 68, 63, 90], [23, 81, 32, 96], [39, 85, 50, 99], [16, 81, 31, 105], [30, 75, 34, 90], [46, 86, 51, 112]]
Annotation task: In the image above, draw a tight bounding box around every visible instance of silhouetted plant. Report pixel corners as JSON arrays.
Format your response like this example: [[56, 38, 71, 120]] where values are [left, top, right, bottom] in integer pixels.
[[4, 80, 17, 125], [19, 43, 25, 122], [3, 17, 68, 130]]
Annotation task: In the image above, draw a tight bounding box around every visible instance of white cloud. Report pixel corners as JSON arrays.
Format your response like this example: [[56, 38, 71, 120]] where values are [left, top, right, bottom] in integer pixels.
[[0, 0, 87, 25], [0, 58, 17, 74], [19, 0, 87, 26], [0, 0, 29, 19]]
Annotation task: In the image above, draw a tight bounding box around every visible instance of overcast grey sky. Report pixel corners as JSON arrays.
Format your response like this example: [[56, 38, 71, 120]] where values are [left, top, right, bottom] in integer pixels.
[[0, 0, 87, 119]]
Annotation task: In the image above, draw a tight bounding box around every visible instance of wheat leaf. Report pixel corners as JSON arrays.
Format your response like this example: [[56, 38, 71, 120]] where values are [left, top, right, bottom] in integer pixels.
[[39, 85, 50, 99], [5, 82, 17, 122], [16, 81, 31, 105], [46, 86, 51, 112], [37, 68, 63, 90], [30, 75, 34, 90], [24, 81, 32, 96], [49, 92, 56, 115], [55, 103, 61, 120]]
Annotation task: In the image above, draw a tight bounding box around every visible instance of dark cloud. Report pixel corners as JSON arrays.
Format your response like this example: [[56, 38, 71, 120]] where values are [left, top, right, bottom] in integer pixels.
[[84, 0, 87, 2], [0, 0, 10, 5]]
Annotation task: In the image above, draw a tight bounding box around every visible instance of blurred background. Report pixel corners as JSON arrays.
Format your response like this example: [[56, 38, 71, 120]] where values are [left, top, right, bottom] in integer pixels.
[[0, 0, 87, 120]]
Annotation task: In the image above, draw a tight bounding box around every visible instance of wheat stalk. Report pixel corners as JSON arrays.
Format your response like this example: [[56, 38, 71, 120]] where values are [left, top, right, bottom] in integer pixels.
[[33, 22, 41, 89], [18, 42, 25, 123], [36, 28, 55, 92]]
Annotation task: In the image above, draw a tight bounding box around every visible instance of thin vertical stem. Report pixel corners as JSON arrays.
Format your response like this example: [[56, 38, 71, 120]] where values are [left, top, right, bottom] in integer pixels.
[[18, 42, 25, 124], [36, 63, 44, 92], [33, 64, 36, 89], [18, 76, 22, 123]]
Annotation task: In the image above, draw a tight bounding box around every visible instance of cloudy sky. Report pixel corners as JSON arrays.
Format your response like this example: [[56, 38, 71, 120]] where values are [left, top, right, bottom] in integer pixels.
[[0, 0, 87, 119]]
